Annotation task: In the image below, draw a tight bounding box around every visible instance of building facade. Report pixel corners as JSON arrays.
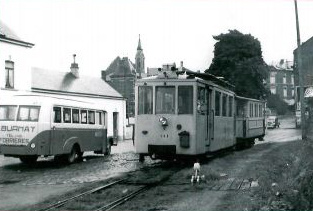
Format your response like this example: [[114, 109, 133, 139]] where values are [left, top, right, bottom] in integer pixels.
[[32, 56, 127, 141], [266, 60, 295, 105], [104, 36, 145, 117], [0, 20, 34, 100]]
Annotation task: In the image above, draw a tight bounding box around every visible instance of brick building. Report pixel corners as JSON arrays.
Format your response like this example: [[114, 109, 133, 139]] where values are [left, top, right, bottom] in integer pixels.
[[266, 60, 295, 106], [104, 36, 145, 117]]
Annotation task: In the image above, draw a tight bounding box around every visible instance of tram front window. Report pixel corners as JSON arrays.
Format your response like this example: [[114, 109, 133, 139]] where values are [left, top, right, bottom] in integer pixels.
[[156, 86, 175, 114], [138, 86, 153, 115]]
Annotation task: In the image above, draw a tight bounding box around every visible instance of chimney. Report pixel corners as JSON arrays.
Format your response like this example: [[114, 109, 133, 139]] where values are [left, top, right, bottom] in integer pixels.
[[180, 61, 184, 71], [70, 54, 79, 78]]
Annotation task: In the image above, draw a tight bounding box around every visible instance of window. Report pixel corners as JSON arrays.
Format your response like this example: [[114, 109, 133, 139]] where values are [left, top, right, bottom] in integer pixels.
[[197, 87, 207, 115], [156, 86, 175, 114], [283, 87, 287, 97], [259, 104, 263, 117], [63, 108, 71, 123], [96, 111, 104, 125], [283, 74, 286, 84], [215, 91, 221, 116], [17, 106, 40, 122], [88, 110, 95, 124], [138, 86, 153, 114], [270, 73, 276, 84], [72, 109, 80, 123], [53, 107, 61, 123], [178, 86, 193, 114], [5, 60, 14, 89], [0, 105, 17, 121], [270, 86, 276, 94], [250, 103, 254, 117], [292, 88, 295, 97], [291, 75, 294, 85], [255, 104, 258, 117], [81, 110, 87, 124], [228, 96, 233, 117], [222, 94, 227, 116]]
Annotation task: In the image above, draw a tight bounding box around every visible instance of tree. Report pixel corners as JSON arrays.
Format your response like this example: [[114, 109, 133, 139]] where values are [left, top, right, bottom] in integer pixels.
[[267, 94, 288, 115], [206, 30, 269, 99]]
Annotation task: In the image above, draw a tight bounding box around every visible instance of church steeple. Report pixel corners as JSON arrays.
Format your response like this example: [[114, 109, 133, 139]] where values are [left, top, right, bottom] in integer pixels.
[[135, 34, 145, 76], [137, 34, 142, 50]]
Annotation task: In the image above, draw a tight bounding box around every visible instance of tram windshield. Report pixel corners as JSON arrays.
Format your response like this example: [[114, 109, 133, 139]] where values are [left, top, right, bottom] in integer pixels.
[[156, 86, 175, 114], [138, 86, 153, 115]]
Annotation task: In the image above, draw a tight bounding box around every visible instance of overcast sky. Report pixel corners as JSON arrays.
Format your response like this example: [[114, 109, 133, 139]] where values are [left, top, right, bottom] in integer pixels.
[[1, 0, 313, 77]]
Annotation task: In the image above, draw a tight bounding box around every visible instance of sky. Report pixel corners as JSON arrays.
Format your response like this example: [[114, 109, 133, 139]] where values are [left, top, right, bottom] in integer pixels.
[[1, 0, 313, 77]]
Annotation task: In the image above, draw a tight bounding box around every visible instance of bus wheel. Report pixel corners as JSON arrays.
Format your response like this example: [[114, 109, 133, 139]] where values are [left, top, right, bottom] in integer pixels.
[[67, 145, 80, 164], [20, 155, 38, 164], [104, 142, 111, 155]]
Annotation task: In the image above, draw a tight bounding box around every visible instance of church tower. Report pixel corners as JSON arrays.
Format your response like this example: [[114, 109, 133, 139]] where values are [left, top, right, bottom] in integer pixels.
[[135, 35, 145, 77]]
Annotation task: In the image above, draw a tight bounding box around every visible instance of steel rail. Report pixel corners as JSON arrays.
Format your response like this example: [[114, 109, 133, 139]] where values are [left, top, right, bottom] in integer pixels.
[[94, 185, 151, 211], [37, 178, 126, 211]]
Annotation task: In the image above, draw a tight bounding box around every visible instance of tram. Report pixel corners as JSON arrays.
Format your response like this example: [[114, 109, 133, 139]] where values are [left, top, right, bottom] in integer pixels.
[[0, 95, 112, 164], [134, 65, 265, 161]]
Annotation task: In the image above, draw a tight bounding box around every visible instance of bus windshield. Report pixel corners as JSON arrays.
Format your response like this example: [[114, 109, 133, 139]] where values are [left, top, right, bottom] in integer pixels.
[[0, 105, 17, 121], [17, 106, 40, 122]]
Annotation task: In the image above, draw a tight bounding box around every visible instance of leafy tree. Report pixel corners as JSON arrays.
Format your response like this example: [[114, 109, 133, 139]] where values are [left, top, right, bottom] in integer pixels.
[[206, 30, 269, 99], [267, 94, 288, 115]]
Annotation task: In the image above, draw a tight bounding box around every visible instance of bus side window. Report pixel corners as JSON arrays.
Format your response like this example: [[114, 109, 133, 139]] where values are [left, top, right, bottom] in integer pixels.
[[88, 110, 95, 124], [53, 107, 62, 123], [96, 111, 104, 125], [81, 110, 87, 124], [72, 109, 80, 123], [63, 108, 71, 123]]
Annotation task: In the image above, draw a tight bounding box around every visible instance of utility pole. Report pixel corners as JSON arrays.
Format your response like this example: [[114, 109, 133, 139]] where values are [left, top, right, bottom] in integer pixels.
[[294, 0, 306, 139]]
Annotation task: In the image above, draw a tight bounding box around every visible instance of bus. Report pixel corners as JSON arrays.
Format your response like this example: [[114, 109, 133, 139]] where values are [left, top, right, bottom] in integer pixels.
[[0, 95, 112, 164]]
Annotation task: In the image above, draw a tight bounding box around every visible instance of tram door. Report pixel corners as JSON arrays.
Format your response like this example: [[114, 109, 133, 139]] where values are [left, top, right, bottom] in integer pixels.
[[197, 86, 208, 152]]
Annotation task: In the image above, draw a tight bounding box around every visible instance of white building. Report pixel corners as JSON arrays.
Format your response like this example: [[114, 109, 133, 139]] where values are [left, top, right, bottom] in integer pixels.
[[31, 56, 127, 142], [0, 20, 34, 99]]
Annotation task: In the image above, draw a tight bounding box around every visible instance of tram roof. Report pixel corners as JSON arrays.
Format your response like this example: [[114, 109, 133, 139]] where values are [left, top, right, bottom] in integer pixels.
[[31, 68, 124, 100], [139, 70, 235, 91]]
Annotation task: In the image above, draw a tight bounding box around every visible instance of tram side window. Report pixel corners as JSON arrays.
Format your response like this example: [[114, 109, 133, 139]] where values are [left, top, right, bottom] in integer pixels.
[[18, 106, 40, 122], [215, 91, 221, 116], [0, 105, 17, 121], [138, 86, 153, 115], [88, 110, 95, 124], [259, 104, 263, 117], [81, 110, 87, 124], [53, 107, 61, 123], [250, 103, 254, 117], [156, 86, 175, 114], [222, 94, 227, 116], [229, 96, 233, 117], [255, 104, 258, 117], [72, 109, 80, 123], [178, 86, 193, 114]]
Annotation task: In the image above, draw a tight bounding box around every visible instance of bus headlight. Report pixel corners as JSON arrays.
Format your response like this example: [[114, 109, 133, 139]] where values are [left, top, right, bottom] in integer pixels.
[[30, 143, 36, 149]]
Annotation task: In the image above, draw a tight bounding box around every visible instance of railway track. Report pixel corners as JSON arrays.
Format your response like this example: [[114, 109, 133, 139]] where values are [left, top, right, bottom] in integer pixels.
[[36, 164, 180, 211]]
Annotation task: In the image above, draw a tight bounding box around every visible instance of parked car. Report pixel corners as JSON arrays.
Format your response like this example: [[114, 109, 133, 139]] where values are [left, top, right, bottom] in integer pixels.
[[267, 116, 280, 129]]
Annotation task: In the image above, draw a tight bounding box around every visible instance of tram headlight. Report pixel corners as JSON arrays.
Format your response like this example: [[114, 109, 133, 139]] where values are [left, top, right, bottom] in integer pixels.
[[30, 143, 36, 149]]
